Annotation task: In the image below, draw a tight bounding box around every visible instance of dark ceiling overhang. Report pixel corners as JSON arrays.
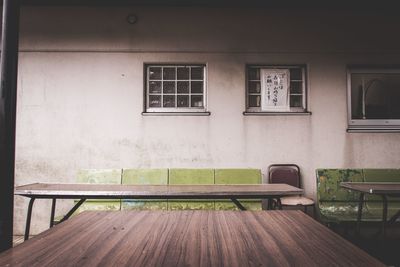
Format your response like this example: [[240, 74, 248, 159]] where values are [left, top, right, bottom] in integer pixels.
[[12, 0, 400, 9]]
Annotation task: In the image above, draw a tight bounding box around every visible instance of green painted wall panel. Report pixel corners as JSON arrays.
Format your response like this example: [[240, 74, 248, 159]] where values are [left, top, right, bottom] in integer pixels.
[[77, 169, 122, 184], [169, 169, 214, 184], [122, 200, 167, 210], [363, 169, 400, 183], [169, 169, 214, 210], [121, 169, 168, 210], [214, 169, 261, 184], [75, 168, 265, 211], [215, 201, 261, 211], [75, 201, 121, 214], [363, 168, 400, 205], [318, 202, 364, 222], [316, 169, 363, 202], [215, 169, 261, 209], [316, 168, 400, 223], [168, 201, 215, 210], [122, 168, 168, 185], [76, 169, 122, 204]]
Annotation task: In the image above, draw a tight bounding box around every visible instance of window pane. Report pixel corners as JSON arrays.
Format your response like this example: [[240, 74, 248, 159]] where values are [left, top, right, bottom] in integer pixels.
[[149, 81, 162, 93], [290, 95, 303, 107], [177, 95, 189, 107], [290, 68, 302, 80], [177, 81, 189, 93], [351, 73, 400, 120], [248, 68, 260, 80], [290, 82, 302, 94], [248, 95, 261, 107], [146, 65, 206, 112], [246, 65, 307, 113], [191, 95, 203, 107], [163, 95, 175, 107], [191, 67, 204, 80], [191, 81, 203, 93], [163, 67, 176, 80], [163, 81, 176, 94], [248, 81, 261, 93], [149, 95, 161, 107], [351, 74, 364, 119], [149, 67, 161, 80], [177, 67, 190, 80]]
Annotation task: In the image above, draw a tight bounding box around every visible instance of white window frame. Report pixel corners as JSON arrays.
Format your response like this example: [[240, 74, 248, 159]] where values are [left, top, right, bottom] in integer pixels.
[[245, 65, 308, 114], [144, 64, 207, 113], [347, 67, 400, 132]]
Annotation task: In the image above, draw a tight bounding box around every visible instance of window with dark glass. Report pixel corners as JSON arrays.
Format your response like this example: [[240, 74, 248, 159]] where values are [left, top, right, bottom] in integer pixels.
[[145, 65, 206, 113], [246, 65, 307, 113], [347, 67, 400, 132]]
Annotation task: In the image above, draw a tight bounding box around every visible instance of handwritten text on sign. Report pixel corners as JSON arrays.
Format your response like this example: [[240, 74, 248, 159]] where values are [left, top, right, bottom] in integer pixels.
[[260, 69, 290, 111]]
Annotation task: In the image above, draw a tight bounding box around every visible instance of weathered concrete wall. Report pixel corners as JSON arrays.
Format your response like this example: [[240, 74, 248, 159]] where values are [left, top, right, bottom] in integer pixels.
[[14, 7, 400, 234]]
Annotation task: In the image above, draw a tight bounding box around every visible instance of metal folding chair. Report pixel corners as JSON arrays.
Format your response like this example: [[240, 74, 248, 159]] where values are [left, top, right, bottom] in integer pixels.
[[268, 164, 315, 216]]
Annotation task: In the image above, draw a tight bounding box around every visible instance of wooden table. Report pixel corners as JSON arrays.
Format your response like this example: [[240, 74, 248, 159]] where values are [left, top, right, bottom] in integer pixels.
[[15, 183, 302, 240], [341, 182, 400, 236], [0, 211, 383, 267]]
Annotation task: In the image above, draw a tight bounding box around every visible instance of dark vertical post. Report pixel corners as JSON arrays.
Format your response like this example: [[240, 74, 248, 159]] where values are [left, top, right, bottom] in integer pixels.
[[0, 0, 21, 252], [356, 192, 364, 236]]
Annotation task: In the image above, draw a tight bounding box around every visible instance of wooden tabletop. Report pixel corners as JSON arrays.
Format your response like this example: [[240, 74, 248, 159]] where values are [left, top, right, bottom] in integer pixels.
[[0, 210, 383, 267], [341, 182, 400, 196], [14, 183, 302, 199]]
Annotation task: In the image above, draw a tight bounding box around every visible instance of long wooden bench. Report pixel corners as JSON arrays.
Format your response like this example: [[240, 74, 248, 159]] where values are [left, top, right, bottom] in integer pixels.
[[316, 168, 400, 224], [75, 168, 262, 212]]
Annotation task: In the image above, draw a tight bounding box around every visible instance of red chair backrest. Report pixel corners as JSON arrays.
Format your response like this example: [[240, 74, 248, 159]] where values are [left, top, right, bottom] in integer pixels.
[[268, 164, 301, 188]]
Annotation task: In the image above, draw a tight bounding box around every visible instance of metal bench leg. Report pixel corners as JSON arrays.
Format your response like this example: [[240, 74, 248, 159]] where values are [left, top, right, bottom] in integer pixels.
[[382, 195, 388, 238], [231, 198, 246, 211], [276, 198, 282, 210], [50, 198, 56, 228], [59, 198, 86, 223], [388, 209, 400, 224], [356, 193, 364, 236], [24, 198, 36, 241], [267, 198, 275, 210]]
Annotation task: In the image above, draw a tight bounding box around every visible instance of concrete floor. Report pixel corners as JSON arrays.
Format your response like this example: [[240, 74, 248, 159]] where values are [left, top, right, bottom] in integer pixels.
[[12, 236, 25, 247], [329, 223, 400, 267]]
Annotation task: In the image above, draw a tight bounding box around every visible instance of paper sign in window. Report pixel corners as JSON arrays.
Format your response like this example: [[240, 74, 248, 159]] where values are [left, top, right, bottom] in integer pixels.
[[260, 69, 290, 111]]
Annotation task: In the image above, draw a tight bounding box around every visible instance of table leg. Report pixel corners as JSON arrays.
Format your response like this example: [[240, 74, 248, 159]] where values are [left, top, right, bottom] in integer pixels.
[[50, 198, 56, 228], [381, 195, 388, 238], [24, 198, 36, 241], [388, 209, 400, 224], [231, 198, 246, 211], [59, 198, 86, 223], [267, 198, 273, 210], [356, 193, 364, 235], [276, 198, 282, 210]]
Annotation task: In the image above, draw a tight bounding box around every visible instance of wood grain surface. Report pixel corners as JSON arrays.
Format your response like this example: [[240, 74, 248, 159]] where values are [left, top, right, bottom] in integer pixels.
[[0, 211, 383, 267], [14, 183, 302, 199], [341, 182, 400, 195]]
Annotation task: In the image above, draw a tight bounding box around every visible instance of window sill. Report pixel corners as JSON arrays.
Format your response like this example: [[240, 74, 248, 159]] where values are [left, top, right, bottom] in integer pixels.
[[347, 127, 400, 133], [243, 111, 312, 116], [142, 112, 211, 116]]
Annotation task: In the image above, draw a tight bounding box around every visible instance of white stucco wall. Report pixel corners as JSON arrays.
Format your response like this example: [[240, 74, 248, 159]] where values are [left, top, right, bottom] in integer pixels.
[[13, 6, 400, 234]]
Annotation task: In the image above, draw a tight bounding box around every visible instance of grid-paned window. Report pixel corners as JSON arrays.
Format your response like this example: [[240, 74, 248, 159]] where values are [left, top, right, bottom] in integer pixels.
[[246, 65, 307, 113], [145, 65, 206, 113]]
